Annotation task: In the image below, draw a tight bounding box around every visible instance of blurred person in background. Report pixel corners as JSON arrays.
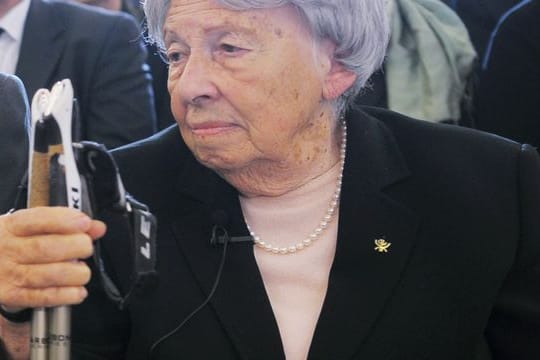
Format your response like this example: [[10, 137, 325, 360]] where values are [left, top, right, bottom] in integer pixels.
[[75, 0, 177, 130], [441, 0, 522, 59], [475, 0, 540, 149], [0, 0, 157, 149], [356, 0, 476, 125], [0, 73, 28, 214]]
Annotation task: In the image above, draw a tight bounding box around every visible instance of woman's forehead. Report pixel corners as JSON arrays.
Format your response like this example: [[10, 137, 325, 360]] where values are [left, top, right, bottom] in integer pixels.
[[164, 0, 305, 39]]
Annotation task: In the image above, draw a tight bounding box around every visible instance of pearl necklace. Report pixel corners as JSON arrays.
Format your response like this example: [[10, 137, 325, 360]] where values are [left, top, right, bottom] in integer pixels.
[[247, 121, 347, 255]]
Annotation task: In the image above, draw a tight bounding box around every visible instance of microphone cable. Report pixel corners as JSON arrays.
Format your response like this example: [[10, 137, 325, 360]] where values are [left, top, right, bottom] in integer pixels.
[[147, 225, 230, 359]]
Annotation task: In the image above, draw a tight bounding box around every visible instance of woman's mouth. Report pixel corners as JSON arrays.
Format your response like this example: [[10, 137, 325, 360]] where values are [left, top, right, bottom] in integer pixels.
[[190, 121, 239, 136]]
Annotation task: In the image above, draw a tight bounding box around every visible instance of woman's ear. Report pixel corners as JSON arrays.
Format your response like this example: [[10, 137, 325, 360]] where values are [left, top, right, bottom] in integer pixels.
[[322, 60, 357, 100], [318, 41, 357, 101]]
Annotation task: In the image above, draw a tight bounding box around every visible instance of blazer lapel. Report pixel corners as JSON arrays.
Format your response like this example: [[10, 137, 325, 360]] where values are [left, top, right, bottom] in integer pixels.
[[16, 0, 66, 98], [170, 156, 285, 360], [310, 110, 420, 359]]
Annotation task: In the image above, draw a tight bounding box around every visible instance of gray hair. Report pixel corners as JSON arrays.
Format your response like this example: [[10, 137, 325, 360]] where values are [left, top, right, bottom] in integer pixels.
[[143, 0, 389, 115]]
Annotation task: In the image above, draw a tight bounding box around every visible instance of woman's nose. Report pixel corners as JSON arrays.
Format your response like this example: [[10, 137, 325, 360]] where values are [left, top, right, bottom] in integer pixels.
[[175, 54, 220, 106]]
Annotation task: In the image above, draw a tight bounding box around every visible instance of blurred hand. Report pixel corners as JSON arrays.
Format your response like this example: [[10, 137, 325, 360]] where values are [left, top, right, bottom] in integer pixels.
[[0, 207, 106, 310]]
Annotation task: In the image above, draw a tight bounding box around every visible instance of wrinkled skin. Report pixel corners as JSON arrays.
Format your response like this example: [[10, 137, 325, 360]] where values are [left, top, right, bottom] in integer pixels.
[[165, 0, 356, 196], [0, 208, 105, 310]]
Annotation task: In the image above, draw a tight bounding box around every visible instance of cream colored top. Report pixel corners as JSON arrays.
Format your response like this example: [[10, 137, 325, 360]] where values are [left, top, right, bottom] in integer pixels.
[[239, 161, 341, 360]]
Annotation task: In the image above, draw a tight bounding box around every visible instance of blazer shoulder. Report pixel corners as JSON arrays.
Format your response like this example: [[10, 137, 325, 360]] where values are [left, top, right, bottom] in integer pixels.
[[361, 106, 524, 158], [0, 73, 26, 94], [0, 74, 29, 213], [357, 106, 535, 196], [110, 126, 192, 207], [38, 0, 139, 32], [0, 74, 29, 128], [112, 124, 188, 171]]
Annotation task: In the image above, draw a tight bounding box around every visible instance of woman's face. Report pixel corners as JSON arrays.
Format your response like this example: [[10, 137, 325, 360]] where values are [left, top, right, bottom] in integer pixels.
[[165, 0, 342, 173]]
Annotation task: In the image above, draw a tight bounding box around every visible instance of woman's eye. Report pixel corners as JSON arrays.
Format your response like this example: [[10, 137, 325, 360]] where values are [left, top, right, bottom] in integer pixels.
[[219, 43, 244, 54], [166, 52, 183, 64]]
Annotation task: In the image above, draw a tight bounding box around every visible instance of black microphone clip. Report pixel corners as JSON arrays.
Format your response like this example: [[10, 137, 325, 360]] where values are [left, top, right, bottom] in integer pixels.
[[210, 224, 253, 245], [209, 210, 253, 246]]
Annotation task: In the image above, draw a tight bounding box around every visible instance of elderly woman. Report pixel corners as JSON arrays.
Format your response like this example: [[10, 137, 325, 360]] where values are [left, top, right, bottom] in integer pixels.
[[0, 0, 539, 359]]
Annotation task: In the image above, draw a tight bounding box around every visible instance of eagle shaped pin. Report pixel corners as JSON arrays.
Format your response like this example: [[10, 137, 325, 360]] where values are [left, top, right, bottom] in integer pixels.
[[374, 238, 391, 253]]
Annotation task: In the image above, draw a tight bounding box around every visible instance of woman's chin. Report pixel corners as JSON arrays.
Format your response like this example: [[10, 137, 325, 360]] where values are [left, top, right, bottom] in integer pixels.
[[193, 150, 248, 173]]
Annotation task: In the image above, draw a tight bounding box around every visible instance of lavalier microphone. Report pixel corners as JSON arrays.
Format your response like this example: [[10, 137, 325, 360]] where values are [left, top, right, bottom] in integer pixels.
[[210, 209, 253, 245]]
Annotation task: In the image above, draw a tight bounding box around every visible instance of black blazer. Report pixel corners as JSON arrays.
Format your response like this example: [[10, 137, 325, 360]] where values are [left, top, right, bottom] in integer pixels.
[[0, 73, 28, 214], [15, 0, 157, 149], [71, 107, 540, 359]]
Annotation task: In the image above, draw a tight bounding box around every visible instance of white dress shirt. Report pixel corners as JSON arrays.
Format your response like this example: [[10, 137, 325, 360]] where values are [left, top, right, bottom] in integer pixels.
[[0, 0, 31, 74]]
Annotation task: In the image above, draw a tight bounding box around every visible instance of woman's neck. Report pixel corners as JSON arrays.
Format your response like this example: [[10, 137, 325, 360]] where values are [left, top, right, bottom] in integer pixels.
[[220, 120, 343, 198]]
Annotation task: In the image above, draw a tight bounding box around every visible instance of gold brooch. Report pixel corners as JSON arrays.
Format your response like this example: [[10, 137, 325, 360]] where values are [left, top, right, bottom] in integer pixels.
[[374, 239, 391, 253]]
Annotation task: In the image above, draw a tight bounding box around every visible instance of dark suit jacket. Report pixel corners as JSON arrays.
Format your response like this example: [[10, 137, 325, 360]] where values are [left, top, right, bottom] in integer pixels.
[[0, 73, 29, 213], [475, 0, 540, 149], [441, 0, 522, 59], [71, 107, 540, 359], [15, 0, 157, 149]]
